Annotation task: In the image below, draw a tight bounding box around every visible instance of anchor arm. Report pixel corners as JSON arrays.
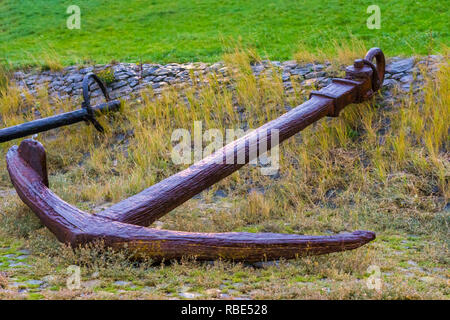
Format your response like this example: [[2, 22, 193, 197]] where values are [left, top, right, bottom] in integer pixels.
[[6, 139, 375, 262]]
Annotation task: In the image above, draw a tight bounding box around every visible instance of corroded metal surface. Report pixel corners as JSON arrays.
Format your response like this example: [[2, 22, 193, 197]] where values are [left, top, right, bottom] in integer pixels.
[[0, 73, 121, 142], [6, 49, 386, 262]]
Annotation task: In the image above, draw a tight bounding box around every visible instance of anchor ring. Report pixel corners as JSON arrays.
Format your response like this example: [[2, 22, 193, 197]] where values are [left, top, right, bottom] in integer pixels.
[[364, 48, 385, 91]]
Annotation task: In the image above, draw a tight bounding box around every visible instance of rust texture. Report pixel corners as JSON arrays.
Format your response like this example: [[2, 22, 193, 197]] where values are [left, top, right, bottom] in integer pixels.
[[6, 49, 385, 262], [0, 73, 121, 142]]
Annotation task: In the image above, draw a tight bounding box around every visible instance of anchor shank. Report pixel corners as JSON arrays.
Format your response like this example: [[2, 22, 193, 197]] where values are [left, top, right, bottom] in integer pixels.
[[99, 77, 365, 226]]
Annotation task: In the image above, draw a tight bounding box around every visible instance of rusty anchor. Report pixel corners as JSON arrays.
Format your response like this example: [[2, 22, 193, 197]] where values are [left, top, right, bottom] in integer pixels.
[[0, 73, 121, 143], [5, 48, 385, 262]]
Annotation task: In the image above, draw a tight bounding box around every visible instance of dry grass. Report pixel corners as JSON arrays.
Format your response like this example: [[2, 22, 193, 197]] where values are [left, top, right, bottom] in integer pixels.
[[0, 64, 11, 94], [0, 272, 8, 289], [294, 36, 367, 66], [0, 47, 448, 300], [24, 48, 64, 72]]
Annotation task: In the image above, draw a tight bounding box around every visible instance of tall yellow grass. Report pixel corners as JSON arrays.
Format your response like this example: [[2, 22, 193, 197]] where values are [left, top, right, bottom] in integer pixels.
[[0, 47, 447, 230], [294, 37, 367, 66]]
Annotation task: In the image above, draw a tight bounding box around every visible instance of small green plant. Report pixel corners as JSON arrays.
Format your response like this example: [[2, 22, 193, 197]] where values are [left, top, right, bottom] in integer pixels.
[[97, 67, 116, 85]]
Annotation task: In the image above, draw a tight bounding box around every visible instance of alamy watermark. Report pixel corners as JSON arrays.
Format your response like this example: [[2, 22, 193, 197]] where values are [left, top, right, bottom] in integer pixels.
[[66, 265, 81, 290], [171, 122, 280, 176], [67, 5, 81, 29], [366, 265, 382, 293], [367, 5, 381, 29]]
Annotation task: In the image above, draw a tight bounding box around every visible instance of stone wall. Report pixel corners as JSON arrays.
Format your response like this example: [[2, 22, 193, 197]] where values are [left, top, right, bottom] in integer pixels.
[[11, 55, 444, 103]]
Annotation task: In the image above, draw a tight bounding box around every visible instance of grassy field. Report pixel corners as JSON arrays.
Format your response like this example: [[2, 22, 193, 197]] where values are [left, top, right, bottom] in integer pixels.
[[0, 0, 448, 300], [0, 48, 448, 299], [0, 0, 449, 67]]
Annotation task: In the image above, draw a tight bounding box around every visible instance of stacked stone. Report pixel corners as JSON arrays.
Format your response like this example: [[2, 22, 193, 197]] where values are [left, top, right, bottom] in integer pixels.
[[11, 56, 443, 103]]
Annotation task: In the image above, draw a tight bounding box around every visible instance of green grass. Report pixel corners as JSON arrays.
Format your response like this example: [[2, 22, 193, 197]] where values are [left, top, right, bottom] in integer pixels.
[[0, 0, 448, 67]]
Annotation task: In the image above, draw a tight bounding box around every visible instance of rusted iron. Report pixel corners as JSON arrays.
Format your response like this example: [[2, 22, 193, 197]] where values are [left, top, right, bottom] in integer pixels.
[[6, 48, 385, 262], [0, 73, 121, 143]]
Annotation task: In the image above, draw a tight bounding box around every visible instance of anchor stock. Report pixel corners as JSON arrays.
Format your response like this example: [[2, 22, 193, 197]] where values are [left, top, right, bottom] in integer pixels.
[[0, 73, 121, 143]]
